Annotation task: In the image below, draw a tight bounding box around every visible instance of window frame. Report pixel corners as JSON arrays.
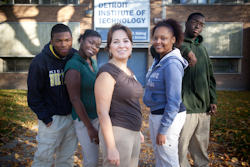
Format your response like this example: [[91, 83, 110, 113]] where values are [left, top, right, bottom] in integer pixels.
[[211, 57, 242, 74]]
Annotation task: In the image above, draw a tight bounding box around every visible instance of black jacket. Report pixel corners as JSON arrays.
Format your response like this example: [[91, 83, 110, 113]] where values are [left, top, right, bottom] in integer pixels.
[[27, 43, 77, 124]]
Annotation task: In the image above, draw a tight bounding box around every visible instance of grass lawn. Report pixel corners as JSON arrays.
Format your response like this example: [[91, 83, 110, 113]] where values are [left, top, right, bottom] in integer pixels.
[[0, 89, 37, 145], [210, 91, 250, 162], [0, 89, 249, 165]]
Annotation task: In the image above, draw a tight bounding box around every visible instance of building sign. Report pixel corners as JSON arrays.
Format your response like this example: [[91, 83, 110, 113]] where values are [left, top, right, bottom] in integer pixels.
[[94, 0, 150, 42]]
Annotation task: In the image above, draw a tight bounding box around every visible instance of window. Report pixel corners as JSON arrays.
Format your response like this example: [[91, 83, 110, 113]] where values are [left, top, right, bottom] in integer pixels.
[[211, 58, 240, 73], [180, 0, 207, 4], [8, 0, 78, 4], [210, 0, 241, 3], [201, 22, 243, 73], [14, 0, 38, 4], [0, 58, 33, 72], [43, 0, 78, 5], [169, 0, 248, 4]]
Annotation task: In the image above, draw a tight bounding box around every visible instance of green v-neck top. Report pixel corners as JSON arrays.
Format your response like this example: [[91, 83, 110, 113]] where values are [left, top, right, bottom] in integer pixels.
[[64, 52, 98, 120]]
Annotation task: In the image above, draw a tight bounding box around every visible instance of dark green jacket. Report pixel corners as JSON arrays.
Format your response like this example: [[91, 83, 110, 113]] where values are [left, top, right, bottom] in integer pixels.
[[180, 35, 217, 113], [150, 35, 217, 113]]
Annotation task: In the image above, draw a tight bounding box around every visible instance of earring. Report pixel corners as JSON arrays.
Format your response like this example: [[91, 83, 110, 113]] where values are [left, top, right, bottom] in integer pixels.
[[128, 49, 132, 59], [109, 52, 113, 59]]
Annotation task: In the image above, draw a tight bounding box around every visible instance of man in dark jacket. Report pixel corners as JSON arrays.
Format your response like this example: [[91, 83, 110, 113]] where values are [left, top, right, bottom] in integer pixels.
[[150, 13, 217, 167], [27, 24, 78, 167]]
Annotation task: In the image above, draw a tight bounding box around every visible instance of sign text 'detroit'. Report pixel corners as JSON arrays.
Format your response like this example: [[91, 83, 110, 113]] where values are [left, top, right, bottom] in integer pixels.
[[94, 0, 150, 42]]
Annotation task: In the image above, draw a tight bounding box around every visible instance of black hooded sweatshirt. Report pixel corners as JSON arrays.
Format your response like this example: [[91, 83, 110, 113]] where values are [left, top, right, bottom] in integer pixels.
[[27, 43, 77, 124]]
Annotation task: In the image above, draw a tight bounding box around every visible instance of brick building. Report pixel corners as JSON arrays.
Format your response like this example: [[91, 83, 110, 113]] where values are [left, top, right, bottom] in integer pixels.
[[0, 0, 249, 90]]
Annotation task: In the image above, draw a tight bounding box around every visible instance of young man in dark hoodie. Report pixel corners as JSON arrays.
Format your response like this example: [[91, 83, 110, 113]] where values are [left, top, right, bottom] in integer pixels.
[[27, 24, 78, 167], [150, 13, 217, 167]]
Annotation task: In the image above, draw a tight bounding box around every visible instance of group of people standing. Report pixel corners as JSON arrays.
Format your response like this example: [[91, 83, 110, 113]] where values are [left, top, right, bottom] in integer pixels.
[[27, 12, 217, 167]]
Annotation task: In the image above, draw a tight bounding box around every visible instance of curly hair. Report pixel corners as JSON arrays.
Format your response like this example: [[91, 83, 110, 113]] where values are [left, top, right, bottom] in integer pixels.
[[151, 18, 184, 48]]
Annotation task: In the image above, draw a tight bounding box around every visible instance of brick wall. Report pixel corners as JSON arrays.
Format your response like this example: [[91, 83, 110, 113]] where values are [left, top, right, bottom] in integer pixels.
[[0, 2, 249, 90]]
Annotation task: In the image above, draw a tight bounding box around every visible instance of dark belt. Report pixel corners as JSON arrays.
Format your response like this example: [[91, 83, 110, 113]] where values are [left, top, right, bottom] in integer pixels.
[[151, 102, 186, 115]]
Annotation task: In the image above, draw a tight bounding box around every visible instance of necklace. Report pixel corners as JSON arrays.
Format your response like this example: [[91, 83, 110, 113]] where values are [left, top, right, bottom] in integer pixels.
[[109, 58, 132, 76]]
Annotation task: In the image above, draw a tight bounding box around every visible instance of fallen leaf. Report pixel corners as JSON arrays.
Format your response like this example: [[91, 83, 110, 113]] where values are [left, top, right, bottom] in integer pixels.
[[231, 157, 238, 163]]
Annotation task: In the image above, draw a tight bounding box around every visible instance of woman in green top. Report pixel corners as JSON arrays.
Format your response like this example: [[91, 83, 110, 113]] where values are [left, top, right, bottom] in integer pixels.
[[64, 30, 102, 167]]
